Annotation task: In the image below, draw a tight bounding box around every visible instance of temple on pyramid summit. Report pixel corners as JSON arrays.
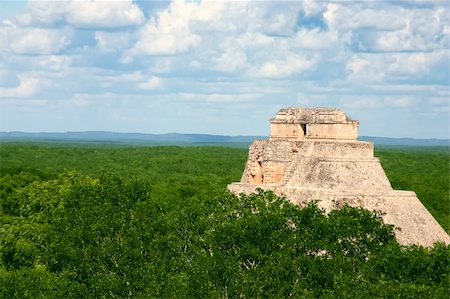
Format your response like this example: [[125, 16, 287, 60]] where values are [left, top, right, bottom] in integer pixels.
[[228, 107, 450, 247]]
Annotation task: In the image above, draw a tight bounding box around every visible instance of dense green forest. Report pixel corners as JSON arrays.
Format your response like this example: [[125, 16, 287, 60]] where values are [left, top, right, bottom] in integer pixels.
[[0, 142, 449, 297]]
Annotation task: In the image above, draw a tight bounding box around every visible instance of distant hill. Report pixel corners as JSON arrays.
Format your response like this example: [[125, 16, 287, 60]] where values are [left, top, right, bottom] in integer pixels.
[[0, 131, 266, 146], [0, 131, 448, 147]]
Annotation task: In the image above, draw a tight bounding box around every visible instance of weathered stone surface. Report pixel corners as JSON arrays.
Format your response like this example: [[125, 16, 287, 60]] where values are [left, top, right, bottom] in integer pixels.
[[270, 107, 359, 140], [229, 107, 450, 247]]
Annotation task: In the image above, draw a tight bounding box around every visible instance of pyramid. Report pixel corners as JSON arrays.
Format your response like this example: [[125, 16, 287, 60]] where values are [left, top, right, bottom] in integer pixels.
[[228, 107, 450, 246]]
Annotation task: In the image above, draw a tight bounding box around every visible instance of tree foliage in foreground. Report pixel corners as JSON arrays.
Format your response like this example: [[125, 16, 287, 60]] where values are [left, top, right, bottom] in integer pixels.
[[0, 171, 449, 298]]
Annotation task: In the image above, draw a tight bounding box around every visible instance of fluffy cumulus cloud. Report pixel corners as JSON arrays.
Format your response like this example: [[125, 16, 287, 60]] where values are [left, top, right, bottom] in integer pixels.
[[292, 28, 338, 50], [0, 0, 448, 138], [324, 3, 406, 31], [18, 0, 145, 29], [0, 26, 72, 55], [252, 53, 319, 78], [212, 47, 247, 73], [121, 0, 248, 61]]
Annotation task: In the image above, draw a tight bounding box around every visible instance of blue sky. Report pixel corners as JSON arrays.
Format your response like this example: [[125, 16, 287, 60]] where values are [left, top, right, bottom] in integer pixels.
[[0, 0, 448, 138]]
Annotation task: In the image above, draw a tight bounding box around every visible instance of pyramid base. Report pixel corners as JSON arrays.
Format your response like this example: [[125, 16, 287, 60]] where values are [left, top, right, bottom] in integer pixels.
[[228, 183, 450, 247]]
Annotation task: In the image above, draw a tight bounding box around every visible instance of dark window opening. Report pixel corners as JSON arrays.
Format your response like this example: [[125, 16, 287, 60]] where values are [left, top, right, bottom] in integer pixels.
[[300, 124, 307, 135]]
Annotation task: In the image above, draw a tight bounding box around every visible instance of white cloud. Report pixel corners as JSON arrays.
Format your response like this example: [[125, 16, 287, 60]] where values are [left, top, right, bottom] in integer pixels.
[[0, 75, 40, 98], [0, 26, 71, 55], [248, 33, 275, 47], [123, 1, 214, 60], [95, 31, 132, 53], [301, 0, 327, 17], [267, 13, 293, 34], [122, 21, 199, 61], [251, 54, 318, 78], [346, 56, 385, 82], [364, 8, 448, 52], [34, 55, 72, 72], [17, 1, 67, 27], [188, 1, 249, 33], [213, 48, 247, 72], [137, 76, 162, 90], [66, 0, 144, 29], [386, 50, 447, 76], [292, 28, 338, 50], [122, 1, 252, 61], [388, 0, 448, 7], [257, 3, 300, 35], [18, 0, 145, 29], [321, 2, 449, 53], [131, 23, 199, 56], [324, 3, 406, 31], [346, 50, 447, 82]]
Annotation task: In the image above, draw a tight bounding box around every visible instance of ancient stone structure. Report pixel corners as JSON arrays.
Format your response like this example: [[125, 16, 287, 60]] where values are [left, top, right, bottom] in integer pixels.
[[228, 107, 450, 247]]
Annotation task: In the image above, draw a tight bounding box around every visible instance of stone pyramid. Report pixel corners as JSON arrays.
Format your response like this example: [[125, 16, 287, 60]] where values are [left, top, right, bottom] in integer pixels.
[[228, 107, 450, 246]]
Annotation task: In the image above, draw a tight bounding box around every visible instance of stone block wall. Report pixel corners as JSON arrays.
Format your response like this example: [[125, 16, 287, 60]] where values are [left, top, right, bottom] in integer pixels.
[[307, 123, 358, 140]]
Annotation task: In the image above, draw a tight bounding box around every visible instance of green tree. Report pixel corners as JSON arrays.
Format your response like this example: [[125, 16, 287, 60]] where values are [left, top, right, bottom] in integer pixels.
[[1, 171, 448, 298]]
